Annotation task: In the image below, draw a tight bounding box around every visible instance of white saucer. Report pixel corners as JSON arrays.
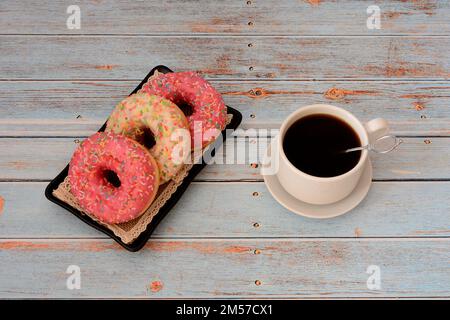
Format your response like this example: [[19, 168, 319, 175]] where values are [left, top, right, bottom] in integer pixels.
[[261, 140, 373, 219]]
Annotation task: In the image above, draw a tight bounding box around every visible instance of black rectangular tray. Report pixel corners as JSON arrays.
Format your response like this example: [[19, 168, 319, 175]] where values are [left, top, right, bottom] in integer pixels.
[[45, 65, 242, 252]]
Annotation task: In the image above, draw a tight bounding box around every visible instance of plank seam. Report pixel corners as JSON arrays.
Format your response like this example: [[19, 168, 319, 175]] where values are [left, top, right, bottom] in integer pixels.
[[0, 296, 448, 299], [2, 78, 450, 82], [1, 135, 448, 139], [2, 34, 450, 38], [0, 237, 449, 242], [2, 179, 450, 183], [5, 296, 443, 299], [2, 79, 450, 82]]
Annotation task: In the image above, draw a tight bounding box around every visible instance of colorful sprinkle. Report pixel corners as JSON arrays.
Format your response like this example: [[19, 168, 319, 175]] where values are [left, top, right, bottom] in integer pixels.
[[139, 71, 227, 149], [68, 132, 160, 224], [106, 93, 190, 184]]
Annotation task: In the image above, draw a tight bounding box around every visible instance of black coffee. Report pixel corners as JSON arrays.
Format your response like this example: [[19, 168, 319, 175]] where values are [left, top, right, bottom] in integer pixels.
[[282, 114, 361, 177]]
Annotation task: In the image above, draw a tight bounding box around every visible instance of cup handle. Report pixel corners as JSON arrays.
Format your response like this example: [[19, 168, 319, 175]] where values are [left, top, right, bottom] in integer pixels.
[[364, 118, 389, 143]]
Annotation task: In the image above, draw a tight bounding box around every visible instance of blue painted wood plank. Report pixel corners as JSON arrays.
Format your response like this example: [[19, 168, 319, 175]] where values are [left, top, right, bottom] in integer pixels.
[[1, 36, 449, 80], [1, 81, 449, 136], [0, 182, 449, 238], [0, 137, 447, 181], [1, 0, 449, 35], [0, 238, 449, 298]]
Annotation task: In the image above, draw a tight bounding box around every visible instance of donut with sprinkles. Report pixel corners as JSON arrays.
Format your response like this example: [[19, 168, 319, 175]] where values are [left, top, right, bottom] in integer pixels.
[[68, 132, 159, 224], [139, 71, 227, 149], [106, 93, 190, 184]]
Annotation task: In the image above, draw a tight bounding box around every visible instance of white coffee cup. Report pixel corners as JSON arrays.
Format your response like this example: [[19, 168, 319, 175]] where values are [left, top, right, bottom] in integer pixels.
[[273, 104, 388, 205]]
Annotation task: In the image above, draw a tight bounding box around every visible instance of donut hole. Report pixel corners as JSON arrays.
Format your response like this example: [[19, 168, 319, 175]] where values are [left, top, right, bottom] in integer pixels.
[[136, 127, 156, 149], [103, 169, 121, 188], [177, 101, 194, 117]]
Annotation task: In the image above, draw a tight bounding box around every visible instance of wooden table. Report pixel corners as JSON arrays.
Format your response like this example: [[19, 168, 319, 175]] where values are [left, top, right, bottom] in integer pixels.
[[0, 0, 449, 299]]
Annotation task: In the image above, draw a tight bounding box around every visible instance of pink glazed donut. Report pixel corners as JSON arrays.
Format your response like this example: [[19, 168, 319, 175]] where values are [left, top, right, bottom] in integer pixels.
[[68, 132, 159, 224], [140, 71, 227, 149]]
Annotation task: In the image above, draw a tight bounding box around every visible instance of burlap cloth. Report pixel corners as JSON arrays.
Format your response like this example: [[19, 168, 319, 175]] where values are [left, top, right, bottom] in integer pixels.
[[53, 114, 232, 244]]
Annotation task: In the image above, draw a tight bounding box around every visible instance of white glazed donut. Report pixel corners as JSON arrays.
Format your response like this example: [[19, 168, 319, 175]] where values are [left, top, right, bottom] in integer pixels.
[[106, 93, 190, 184]]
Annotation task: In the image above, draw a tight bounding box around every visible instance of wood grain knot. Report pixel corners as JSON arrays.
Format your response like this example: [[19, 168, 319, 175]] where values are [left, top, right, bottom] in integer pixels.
[[415, 104, 425, 111], [0, 196, 4, 216], [306, 0, 321, 5], [252, 192, 259, 197], [246, 88, 266, 98], [253, 222, 260, 228], [324, 87, 346, 100], [150, 281, 163, 293], [249, 88, 267, 97], [94, 64, 118, 70], [424, 139, 432, 144], [324, 87, 378, 100]]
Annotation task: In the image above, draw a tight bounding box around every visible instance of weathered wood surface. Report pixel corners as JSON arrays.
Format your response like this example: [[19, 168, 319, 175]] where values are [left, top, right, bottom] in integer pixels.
[[0, 238, 449, 298], [1, 0, 449, 299], [1, 0, 449, 35], [1, 181, 449, 238], [0, 137, 447, 181], [1, 80, 449, 136], [2, 36, 450, 80]]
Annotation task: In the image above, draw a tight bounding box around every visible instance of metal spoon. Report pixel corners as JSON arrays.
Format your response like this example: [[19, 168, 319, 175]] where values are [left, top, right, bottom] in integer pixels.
[[342, 135, 403, 154]]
